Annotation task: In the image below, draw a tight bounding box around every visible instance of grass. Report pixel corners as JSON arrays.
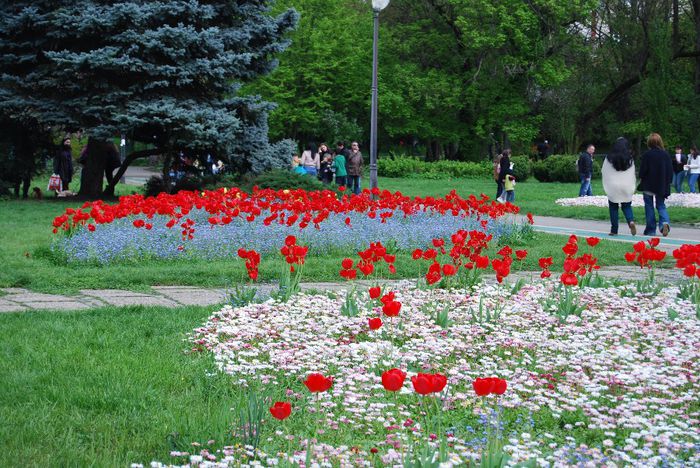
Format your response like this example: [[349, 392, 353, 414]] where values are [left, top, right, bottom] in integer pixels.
[[0, 305, 241, 466], [377, 176, 700, 225]]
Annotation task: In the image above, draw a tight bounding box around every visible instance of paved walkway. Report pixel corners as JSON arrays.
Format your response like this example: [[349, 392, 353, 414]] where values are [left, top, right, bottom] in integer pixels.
[[0, 267, 686, 313], [517, 215, 699, 251]]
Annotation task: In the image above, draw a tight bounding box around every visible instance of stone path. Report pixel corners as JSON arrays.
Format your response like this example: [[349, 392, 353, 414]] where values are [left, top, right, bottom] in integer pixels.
[[0, 267, 686, 313]]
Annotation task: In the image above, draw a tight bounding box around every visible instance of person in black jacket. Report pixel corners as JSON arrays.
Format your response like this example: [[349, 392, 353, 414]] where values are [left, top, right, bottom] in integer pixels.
[[639, 133, 674, 236], [53, 137, 74, 191], [671, 145, 688, 193], [578, 144, 594, 196], [497, 149, 512, 200]]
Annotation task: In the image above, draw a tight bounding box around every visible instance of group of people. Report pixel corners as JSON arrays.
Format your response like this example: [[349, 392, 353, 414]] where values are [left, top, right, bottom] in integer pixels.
[[51, 137, 122, 194], [291, 141, 364, 195], [600, 133, 687, 237], [670, 146, 700, 193], [492, 149, 516, 203]]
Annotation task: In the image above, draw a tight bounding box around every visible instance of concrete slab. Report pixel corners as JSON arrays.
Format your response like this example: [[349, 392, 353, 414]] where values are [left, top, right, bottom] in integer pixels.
[[80, 289, 156, 298], [21, 301, 91, 311], [94, 295, 178, 307], [154, 288, 226, 306], [3, 292, 75, 303], [0, 300, 27, 313], [0, 288, 30, 294]]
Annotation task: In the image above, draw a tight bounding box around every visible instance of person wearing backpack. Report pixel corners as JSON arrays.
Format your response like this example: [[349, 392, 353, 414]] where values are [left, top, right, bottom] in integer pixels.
[[578, 144, 594, 197]]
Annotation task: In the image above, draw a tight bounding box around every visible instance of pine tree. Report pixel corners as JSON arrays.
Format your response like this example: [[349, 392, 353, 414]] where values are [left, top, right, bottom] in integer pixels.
[[0, 1, 298, 198]]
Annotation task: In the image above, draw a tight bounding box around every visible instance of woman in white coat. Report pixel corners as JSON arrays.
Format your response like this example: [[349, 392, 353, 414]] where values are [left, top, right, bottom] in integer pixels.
[[602, 137, 637, 236]]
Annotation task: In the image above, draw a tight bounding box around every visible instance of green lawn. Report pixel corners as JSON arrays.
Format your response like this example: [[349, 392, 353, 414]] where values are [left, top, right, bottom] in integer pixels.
[[0, 305, 241, 466], [378, 176, 699, 225]]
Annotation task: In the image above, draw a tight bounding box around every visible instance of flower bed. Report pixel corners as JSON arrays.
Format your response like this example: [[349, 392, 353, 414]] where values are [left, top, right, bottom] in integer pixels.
[[555, 193, 700, 209], [51, 188, 527, 264], [144, 278, 699, 467], [128, 238, 700, 467]]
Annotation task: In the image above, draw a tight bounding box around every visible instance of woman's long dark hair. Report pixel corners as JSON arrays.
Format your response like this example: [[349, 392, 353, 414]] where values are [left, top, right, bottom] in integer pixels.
[[606, 137, 634, 171]]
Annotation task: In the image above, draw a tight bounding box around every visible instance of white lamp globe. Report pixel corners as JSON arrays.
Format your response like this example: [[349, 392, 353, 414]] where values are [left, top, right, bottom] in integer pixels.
[[372, 0, 390, 11]]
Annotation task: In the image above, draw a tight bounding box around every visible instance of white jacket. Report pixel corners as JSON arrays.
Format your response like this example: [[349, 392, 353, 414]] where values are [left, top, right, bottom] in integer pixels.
[[602, 158, 636, 203], [687, 155, 700, 174]]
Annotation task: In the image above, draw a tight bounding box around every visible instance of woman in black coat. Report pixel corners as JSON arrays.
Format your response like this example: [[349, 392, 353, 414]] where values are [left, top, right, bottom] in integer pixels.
[[53, 137, 74, 191], [638, 133, 673, 236]]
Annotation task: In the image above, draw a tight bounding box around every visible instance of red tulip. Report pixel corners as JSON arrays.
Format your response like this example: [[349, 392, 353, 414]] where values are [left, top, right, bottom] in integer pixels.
[[133, 219, 145, 228], [431, 373, 448, 393], [442, 264, 457, 276], [633, 241, 645, 252], [493, 378, 508, 395], [411, 374, 434, 395], [561, 272, 578, 286], [562, 242, 578, 257], [538, 257, 553, 269], [381, 368, 407, 392], [369, 286, 381, 299], [304, 373, 333, 393], [540, 269, 551, 279], [341, 258, 354, 269], [412, 249, 423, 260], [472, 377, 495, 396], [586, 237, 600, 247], [624, 252, 637, 263], [368, 317, 383, 330], [382, 301, 402, 317], [285, 235, 297, 246], [515, 250, 528, 260], [648, 238, 660, 247], [269, 401, 292, 420]]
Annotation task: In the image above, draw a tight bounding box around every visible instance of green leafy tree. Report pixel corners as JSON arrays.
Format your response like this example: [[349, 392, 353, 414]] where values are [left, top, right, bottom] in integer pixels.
[[0, 0, 298, 198]]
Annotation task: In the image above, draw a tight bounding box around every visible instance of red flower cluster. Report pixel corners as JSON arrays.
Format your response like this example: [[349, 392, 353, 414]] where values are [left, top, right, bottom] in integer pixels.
[[368, 317, 383, 330], [381, 368, 407, 392], [339, 258, 357, 280], [410, 373, 448, 395], [472, 377, 508, 396], [672, 244, 700, 278], [358, 242, 396, 276], [237, 248, 261, 281], [624, 239, 666, 268], [492, 245, 514, 283], [414, 230, 492, 285], [303, 373, 333, 393], [539, 256, 553, 279], [559, 235, 600, 286], [269, 401, 292, 420], [280, 235, 308, 272], [380, 291, 402, 317], [52, 188, 521, 237]]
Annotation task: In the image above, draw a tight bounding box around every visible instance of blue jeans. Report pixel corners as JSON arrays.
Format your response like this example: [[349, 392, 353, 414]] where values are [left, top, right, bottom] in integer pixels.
[[579, 175, 592, 197], [348, 175, 361, 195], [672, 171, 686, 192], [304, 166, 317, 176], [608, 200, 634, 235], [505, 190, 515, 203], [335, 175, 346, 187], [689, 173, 699, 193], [496, 181, 504, 200], [642, 193, 670, 235]]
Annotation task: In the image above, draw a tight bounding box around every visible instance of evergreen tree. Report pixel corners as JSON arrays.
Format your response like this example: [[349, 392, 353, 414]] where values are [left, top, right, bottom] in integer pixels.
[[0, 0, 298, 198]]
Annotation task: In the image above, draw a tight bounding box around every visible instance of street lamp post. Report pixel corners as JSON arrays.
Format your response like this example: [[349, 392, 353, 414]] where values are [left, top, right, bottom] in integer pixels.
[[369, 0, 389, 194]]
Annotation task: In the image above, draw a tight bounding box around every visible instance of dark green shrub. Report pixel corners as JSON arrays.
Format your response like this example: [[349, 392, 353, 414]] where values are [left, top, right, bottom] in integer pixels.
[[379, 154, 491, 179], [509, 155, 532, 182], [248, 169, 330, 192], [532, 160, 551, 182], [532, 155, 601, 183]]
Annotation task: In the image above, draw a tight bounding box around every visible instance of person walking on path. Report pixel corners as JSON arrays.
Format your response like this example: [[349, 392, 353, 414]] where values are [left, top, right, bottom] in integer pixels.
[[53, 137, 74, 192], [493, 153, 504, 200], [578, 144, 594, 197], [671, 145, 688, 193], [602, 137, 636, 236], [686, 148, 700, 193], [497, 149, 512, 202], [639, 133, 673, 237], [300, 143, 320, 176], [346, 141, 363, 195]]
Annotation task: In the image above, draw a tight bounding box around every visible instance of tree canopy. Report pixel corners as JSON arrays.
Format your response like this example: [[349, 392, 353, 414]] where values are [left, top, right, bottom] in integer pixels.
[[0, 0, 298, 196]]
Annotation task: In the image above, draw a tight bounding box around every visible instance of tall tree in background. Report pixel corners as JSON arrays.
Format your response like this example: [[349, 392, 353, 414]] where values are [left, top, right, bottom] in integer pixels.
[[0, 0, 298, 198]]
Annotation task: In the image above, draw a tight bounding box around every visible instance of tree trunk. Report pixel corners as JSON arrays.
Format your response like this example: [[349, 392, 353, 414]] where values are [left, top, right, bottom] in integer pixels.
[[79, 137, 108, 199], [103, 148, 162, 196], [425, 140, 443, 162], [694, 0, 700, 94]]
